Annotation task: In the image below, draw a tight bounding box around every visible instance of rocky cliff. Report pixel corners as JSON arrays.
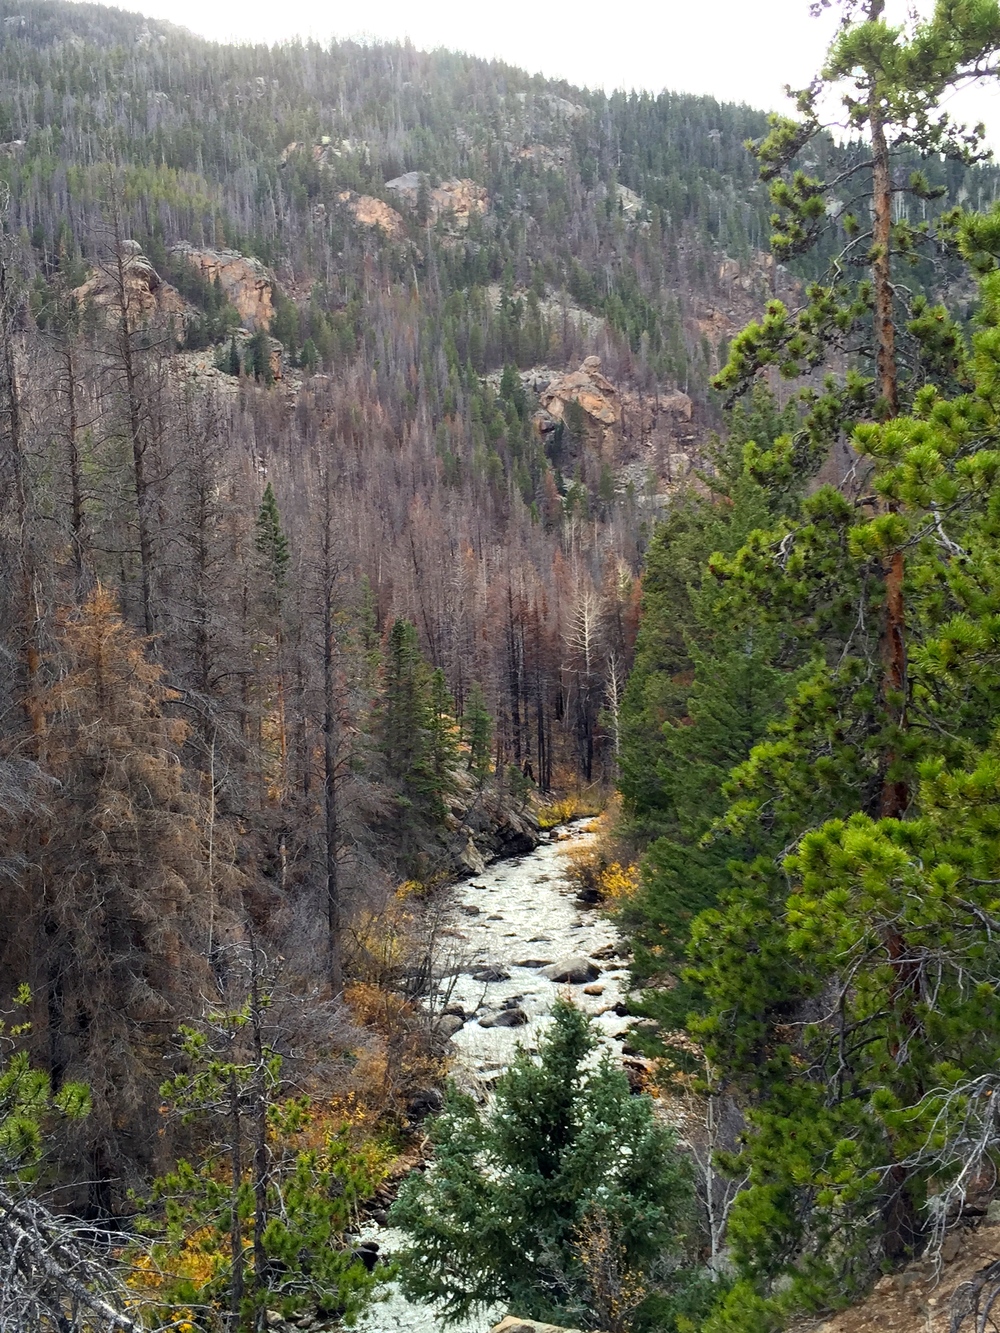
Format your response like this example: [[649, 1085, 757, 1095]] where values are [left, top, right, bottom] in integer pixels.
[[384, 172, 489, 230], [72, 239, 190, 333], [169, 242, 274, 330], [334, 190, 406, 239]]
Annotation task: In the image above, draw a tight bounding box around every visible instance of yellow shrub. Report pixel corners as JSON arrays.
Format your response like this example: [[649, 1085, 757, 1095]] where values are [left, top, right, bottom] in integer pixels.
[[597, 861, 639, 901], [536, 787, 608, 830]]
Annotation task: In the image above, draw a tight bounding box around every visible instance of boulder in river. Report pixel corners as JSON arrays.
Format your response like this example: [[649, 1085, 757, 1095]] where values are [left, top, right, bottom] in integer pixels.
[[437, 1013, 465, 1039], [541, 955, 600, 984], [471, 965, 510, 982], [479, 1007, 529, 1028], [513, 958, 554, 968]]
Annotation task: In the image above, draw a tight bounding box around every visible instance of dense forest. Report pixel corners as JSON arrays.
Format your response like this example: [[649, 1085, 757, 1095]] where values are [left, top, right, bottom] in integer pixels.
[[6, 0, 1000, 1330]]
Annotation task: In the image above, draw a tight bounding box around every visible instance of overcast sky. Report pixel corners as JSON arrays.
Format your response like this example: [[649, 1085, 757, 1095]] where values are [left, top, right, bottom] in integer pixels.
[[99, 0, 1000, 136]]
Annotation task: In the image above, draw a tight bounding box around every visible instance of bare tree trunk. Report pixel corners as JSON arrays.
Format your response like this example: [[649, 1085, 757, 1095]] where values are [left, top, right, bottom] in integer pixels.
[[228, 1069, 245, 1332], [106, 174, 156, 639], [322, 473, 343, 996], [62, 341, 88, 587], [0, 228, 42, 747], [249, 946, 268, 1332], [868, 38, 916, 1255]]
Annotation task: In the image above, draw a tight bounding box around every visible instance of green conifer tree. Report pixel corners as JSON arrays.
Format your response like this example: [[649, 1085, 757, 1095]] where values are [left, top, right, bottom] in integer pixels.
[[254, 483, 290, 593], [390, 1001, 699, 1330], [687, 173, 1000, 1333], [462, 681, 493, 784], [148, 954, 382, 1331]]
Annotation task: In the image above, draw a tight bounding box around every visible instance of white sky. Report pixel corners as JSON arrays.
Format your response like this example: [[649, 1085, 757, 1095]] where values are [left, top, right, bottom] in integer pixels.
[[94, 0, 1000, 137]]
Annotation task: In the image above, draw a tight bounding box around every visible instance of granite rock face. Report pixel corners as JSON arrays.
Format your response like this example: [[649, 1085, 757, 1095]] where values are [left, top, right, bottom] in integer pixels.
[[535, 356, 621, 457], [73, 239, 190, 333], [385, 172, 489, 229], [169, 242, 274, 330], [335, 190, 406, 239]]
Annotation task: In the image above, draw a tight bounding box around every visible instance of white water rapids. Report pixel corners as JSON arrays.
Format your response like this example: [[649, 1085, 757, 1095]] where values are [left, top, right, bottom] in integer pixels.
[[353, 820, 635, 1333]]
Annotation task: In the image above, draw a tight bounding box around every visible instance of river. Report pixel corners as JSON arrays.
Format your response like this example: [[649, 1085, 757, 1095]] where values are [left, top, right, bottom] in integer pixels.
[[354, 819, 634, 1333]]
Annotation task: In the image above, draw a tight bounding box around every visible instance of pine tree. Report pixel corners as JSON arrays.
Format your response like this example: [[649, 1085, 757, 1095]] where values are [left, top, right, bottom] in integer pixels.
[[23, 587, 240, 1210], [253, 482, 291, 799], [377, 619, 458, 831], [686, 192, 1000, 1332], [148, 947, 381, 1331], [426, 667, 459, 808], [616, 5, 1000, 1316], [248, 328, 273, 385], [462, 680, 493, 784], [254, 483, 290, 592], [390, 1001, 698, 1330]]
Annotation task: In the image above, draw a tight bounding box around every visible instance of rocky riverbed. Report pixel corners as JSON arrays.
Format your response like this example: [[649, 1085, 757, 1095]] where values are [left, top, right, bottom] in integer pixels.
[[354, 820, 635, 1333]]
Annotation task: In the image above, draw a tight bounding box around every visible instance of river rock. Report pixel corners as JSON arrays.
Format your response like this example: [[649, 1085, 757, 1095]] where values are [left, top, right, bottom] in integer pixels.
[[479, 1007, 529, 1028], [406, 1087, 443, 1120], [437, 1013, 465, 1039], [541, 955, 600, 984], [513, 958, 554, 968], [471, 965, 510, 982], [458, 837, 487, 876], [583, 983, 604, 996], [591, 941, 629, 961]]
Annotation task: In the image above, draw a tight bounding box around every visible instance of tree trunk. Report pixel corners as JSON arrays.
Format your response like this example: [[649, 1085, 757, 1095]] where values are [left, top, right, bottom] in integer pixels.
[[322, 478, 342, 996], [0, 240, 42, 747], [869, 78, 907, 821], [108, 182, 155, 639], [228, 1070, 245, 1332], [249, 951, 268, 1332]]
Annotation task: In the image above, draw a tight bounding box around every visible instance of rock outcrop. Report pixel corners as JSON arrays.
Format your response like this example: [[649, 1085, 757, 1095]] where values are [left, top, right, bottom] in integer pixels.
[[384, 172, 489, 229], [335, 190, 405, 239], [169, 243, 274, 330], [280, 136, 370, 168], [72, 239, 190, 333], [615, 183, 645, 219], [535, 355, 621, 457]]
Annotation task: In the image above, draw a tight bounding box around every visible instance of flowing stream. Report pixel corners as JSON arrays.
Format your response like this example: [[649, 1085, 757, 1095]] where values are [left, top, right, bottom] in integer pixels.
[[354, 820, 634, 1333]]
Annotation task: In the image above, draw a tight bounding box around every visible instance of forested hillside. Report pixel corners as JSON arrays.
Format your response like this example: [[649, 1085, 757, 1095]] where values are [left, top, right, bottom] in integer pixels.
[[6, 0, 1000, 1329]]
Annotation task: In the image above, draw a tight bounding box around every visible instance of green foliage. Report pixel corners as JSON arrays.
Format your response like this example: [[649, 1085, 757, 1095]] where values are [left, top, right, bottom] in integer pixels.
[[377, 620, 459, 830], [715, 0, 1000, 451], [144, 991, 384, 1330], [248, 327, 274, 385], [618, 8, 1000, 1320], [390, 1000, 700, 1330], [462, 680, 493, 782], [254, 482, 290, 591], [617, 387, 806, 1039], [0, 986, 90, 1182], [662, 211, 1000, 1326]]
